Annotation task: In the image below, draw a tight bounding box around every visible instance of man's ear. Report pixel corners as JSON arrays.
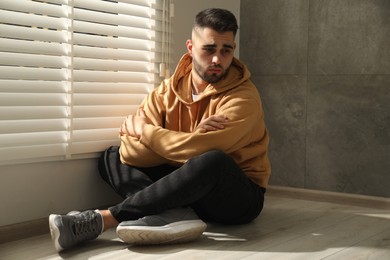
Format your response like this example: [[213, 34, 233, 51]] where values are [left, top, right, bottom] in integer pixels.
[[186, 39, 193, 55]]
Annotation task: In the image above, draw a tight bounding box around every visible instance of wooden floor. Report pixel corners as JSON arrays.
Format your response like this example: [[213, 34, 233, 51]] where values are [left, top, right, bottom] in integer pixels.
[[1, 191, 390, 260]]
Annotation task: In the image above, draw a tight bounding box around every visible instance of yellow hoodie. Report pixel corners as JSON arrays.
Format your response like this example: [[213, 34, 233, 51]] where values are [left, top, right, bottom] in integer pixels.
[[120, 54, 271, 188]]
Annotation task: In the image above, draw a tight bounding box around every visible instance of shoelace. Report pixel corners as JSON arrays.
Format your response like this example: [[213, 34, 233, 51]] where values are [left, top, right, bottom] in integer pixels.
[[71, 213, 99, 240]]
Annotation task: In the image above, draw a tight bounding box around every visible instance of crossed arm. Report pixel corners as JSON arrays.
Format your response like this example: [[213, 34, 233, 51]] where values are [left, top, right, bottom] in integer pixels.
[[119, 108, 228, 138]]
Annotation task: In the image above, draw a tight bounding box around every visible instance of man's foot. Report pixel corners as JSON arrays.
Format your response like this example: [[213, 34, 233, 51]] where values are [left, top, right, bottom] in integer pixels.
[[48, 210, 103, 252], [116, 207, 207, 245]]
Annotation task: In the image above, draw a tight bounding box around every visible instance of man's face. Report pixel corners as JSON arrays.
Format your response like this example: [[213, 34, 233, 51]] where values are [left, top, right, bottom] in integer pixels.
[[187, 27, 236, 84]]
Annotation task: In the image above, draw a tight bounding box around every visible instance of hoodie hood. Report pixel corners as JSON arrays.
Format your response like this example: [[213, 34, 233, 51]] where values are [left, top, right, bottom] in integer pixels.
[[170, 53, 252, 104]]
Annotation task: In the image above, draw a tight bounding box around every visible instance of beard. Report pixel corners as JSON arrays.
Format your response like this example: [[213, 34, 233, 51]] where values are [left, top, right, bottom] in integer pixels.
[[192, 57, 227, 83]]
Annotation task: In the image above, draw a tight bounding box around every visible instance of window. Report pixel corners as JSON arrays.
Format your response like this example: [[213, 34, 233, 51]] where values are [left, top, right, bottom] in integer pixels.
[[0, 0, 172, 164]]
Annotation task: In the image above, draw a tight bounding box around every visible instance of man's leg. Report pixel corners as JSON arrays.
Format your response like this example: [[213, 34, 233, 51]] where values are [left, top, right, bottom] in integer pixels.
[[49, 149, 264, 250], [112, 149, 264, 244], [97, 146, 179, 231], [109, 149, 264, 224], [96, 147, 207, 245], [101, 147, 264, 235], [97, 146, 176, 199], [48, 146, 180, 251]]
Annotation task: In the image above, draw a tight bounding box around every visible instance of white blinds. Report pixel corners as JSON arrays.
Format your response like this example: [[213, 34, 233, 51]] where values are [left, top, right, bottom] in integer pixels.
[[0, 0, 170, 164]]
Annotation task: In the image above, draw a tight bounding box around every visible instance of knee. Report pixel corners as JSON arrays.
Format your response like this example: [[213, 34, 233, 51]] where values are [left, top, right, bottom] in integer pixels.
[[185, 149, 232, 177], [200, 149, 230, 162], [193, 149, 236, 174]]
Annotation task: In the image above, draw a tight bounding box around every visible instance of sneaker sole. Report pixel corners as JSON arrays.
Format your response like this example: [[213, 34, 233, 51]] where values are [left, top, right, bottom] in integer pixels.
[[48, 214, 64, 252], [116, 220, 207, 245]]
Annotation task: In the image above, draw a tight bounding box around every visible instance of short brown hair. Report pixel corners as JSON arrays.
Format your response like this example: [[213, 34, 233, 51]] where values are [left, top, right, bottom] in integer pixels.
[[194, 8, 238, 37]]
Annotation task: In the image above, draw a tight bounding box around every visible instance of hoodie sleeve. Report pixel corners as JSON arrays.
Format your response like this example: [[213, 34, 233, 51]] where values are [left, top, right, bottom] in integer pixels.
[[139, 89, 267, 163], [119, 135, 169, 166], [119, 82, 171, 167]]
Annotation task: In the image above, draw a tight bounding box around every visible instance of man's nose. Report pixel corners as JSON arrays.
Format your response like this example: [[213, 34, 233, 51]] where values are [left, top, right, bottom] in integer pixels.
[[212, 54, 221, 64]]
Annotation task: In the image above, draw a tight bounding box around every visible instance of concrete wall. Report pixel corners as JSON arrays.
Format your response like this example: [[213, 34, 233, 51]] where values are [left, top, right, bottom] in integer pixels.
[[0, 158, 123, 226], [0, 0, 240, 227], [240, 0, 390, 197]]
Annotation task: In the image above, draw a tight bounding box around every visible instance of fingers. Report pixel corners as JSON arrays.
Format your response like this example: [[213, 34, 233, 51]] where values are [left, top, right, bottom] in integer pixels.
[[120, 108, 145, 136], [208, 115, 228, 129], [119, 114, 146, 138], [138, 107, 152, 125], [202, 124, 219, 131], [119, 117, 129, 136], [210, 114, 228, 123], [138, 107, 146, 117], [197, 114, 228, 132], [119, 115, 135, 136], [206, 120, 225, 130]]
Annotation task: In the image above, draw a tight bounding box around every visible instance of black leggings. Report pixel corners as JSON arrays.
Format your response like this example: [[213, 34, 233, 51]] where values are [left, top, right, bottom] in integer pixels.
[[98, 146, 265, 225]]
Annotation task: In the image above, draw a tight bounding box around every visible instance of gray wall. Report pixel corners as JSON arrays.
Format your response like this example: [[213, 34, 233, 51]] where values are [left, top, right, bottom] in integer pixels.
[[240, 0, 390, 197]]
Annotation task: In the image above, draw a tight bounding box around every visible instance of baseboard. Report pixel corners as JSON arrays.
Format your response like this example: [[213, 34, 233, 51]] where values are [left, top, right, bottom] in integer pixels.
[[267, 185, 390, 210], [0, 217, 48, 244], [1, 186, 389, 244]]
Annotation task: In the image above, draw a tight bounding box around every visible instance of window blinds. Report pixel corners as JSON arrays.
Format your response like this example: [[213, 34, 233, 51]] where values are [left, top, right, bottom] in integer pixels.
[[0, 0, 171, 164]]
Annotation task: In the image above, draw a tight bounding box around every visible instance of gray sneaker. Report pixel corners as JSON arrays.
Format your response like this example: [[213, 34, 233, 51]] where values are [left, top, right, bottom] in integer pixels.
[[116, 207, 206, 245], [49, 210, 103, 252]]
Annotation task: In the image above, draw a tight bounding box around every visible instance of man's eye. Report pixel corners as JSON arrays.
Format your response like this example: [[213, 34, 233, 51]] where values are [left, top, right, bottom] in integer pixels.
[[203, 48, 215, 53], [222, 49, 232, 55]]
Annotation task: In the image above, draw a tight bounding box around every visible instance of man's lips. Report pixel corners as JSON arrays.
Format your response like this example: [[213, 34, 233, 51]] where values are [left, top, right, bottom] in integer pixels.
[[208, 67, 222, 73]]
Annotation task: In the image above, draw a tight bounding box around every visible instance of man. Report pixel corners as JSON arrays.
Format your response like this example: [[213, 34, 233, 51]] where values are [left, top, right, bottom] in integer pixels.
[[49, 8, 270, 252]]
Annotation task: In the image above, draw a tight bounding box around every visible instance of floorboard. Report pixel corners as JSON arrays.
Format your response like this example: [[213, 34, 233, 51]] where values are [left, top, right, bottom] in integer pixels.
[[1, 193, 389, 260]]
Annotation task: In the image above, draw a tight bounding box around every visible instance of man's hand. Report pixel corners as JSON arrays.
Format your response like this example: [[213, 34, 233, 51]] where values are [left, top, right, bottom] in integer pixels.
[[119, 108, 150, 139], [196, 115, 228, 133]]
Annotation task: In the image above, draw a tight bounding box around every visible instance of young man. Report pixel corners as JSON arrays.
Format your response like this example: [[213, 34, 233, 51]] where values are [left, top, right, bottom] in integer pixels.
[[49, 8, 270, 252]]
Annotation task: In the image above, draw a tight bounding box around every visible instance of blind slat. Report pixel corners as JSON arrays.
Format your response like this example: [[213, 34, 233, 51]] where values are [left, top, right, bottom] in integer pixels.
[[74, 8, 151, 29], [0, 107, 68, 120], [69, 140, 120, 155], [0, 93, 67, 106], [72, 128, 118, 142], [73, 82, 152, 93], [0, 132, 66, 147], [0, 24, 68, 43], [0, 80, 67, 93], [0, 52, 67, 68], [73, 70, 152, 83], [73, 57, 150, 71], [0, 38, 67, 56], [74, 94, 146, 105], [1, 0, 67, 17], [74, 0, 151, 18], [73, 33, 152, 51], [73, 20, 151, 40], [0, 66, 67, 80], [73, 105, 139, 118], [0, 119, 67, 134], [0, 9, 67, 30], [73, 117, 124, 130], [73, 45, 150, 61]]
